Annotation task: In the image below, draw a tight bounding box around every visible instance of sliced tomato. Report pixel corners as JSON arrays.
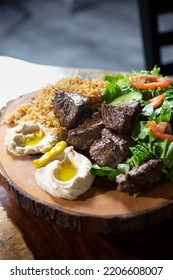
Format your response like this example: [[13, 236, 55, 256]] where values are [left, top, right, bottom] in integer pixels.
[[148, 94, 164, 108], [129, 74, 172, 89], [147, 120, 173, 140]]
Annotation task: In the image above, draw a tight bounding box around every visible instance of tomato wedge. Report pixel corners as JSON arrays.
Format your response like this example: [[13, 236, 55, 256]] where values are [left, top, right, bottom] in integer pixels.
[[147, 120, 173, 140], [129, 74, 172, 89], [148, 94, 164, 108]]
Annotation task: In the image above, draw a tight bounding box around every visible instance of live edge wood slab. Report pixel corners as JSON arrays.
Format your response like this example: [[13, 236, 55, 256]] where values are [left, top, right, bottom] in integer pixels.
[[1, 86, 173, 235]]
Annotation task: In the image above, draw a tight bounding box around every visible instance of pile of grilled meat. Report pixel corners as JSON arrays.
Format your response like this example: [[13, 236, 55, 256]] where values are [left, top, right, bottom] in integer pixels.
[[53, 90, 163, 194]]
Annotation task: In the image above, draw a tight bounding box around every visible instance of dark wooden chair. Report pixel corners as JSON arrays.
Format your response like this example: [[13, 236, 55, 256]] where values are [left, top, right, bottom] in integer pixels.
[[138, 0, 173, 75]]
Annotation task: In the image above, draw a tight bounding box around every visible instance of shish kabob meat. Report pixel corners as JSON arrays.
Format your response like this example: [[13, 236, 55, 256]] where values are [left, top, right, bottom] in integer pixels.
[[53, 84, 164, 195]]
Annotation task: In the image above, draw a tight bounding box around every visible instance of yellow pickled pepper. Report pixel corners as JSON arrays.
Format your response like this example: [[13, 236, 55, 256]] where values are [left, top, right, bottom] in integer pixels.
[[33, 141, 67, 168]]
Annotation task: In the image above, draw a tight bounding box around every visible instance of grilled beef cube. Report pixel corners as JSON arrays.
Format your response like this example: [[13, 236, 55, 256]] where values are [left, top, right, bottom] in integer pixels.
[[89, 128, 131, 168], [53, 90, 94, 129], [101, 102, 141, 134], [67, 111, 104, 151], [116, 159, 164, 194]]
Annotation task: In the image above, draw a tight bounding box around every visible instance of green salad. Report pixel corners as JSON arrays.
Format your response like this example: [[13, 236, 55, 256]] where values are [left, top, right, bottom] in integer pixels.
[[90, 66, 173, 182]]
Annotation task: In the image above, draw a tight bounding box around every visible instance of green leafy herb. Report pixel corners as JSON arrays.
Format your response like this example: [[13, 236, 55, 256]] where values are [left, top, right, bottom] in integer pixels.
[[127, 142, 157, 167], [132, 65, 161, 76], [142, 95, 173, 123], [103, 73, 135, 103], [117, 163, 130, 174], [103, 74, 124, 102], [90, 164, 121, 181]]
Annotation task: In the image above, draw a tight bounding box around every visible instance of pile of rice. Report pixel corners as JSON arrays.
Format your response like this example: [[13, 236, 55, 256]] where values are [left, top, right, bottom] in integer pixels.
[[4, 76, 108, 136], [55, 76, 108, 100]]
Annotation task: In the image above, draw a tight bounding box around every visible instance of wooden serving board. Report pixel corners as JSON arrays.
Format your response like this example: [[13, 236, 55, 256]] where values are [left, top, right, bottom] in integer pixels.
[[1, 92, 173, 233]]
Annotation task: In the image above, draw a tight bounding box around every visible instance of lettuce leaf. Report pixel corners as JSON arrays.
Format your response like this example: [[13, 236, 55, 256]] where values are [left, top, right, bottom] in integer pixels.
[[90, 164, 121, 181], [132, 65, 161, 76], [141, 89, 173, 123], [103, 73, 134, 103], [127, 143, 157, 167]]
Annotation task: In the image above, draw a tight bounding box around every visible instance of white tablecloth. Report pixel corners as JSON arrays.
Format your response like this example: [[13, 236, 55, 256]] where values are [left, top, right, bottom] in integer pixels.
[[0, 56, 68, 108], [0, 56, 114, 110]]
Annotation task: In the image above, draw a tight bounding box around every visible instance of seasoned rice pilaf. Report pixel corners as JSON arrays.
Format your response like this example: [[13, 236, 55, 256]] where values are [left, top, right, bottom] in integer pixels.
[[4, 76, 108, 137]]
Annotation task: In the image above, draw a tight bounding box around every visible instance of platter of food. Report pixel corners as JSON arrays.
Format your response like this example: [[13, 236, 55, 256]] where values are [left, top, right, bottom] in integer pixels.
[[1, 67, 173, 233]]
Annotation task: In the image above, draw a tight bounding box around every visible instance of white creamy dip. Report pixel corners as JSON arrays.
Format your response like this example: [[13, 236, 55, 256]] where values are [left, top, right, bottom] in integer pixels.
[[35, 146, 95, 200], [5, 121, 59, 156]]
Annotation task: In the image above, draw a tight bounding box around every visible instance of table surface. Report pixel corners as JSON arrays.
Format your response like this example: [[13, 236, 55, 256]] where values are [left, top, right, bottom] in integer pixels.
[[1, 56, 173, 260]]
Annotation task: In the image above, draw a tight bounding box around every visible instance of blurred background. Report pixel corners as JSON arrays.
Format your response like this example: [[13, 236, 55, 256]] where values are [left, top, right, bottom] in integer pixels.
[[0, 0, 173, 74]]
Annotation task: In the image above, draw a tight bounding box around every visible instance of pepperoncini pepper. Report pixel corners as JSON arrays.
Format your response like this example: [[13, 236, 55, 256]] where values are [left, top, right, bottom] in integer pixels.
[[33, 141, 67, 168]]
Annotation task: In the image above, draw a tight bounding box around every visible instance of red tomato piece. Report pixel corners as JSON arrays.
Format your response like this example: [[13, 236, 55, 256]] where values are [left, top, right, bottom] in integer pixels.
[[147, 121, 173, 140], [148, 94, 164, 108], [129, 74, 172, 89]]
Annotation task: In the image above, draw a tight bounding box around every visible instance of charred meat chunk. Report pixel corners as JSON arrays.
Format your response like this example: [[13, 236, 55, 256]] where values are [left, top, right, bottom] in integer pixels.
[[89, 128, 131, 168], [67, 111, 104, 151], [53, 90, 94, 129], [101, 102, 141, 134], [116, 159, 164, 194]]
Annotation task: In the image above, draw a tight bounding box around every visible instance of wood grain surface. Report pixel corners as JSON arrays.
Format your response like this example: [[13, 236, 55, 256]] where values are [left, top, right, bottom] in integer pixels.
[[1, 92, 173, 234], [0, 187, 33, 260], [1, 184, 173, 260]]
